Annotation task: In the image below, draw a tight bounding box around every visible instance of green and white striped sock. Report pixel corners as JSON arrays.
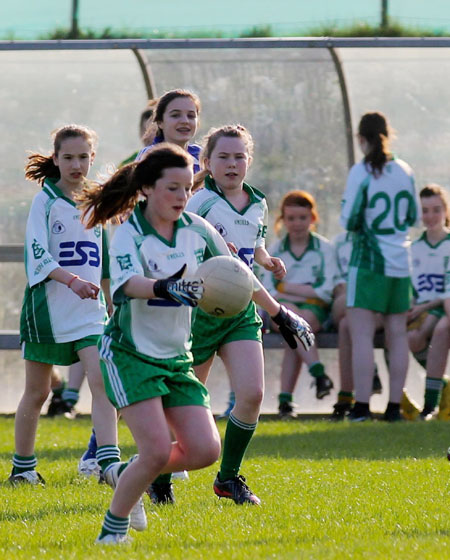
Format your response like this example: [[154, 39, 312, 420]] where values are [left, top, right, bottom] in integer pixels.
[[96, 445, 121, 472], [99, 510, 129, 538], [12, 453, 37, 474]]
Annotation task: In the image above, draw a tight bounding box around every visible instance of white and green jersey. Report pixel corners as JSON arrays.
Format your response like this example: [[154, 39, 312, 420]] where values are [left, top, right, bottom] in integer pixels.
[[340, 158, 420, 277], [333, 231, 354, 285], [186, 175, 268, 270], [265, 232, 338, 304], [105, 202, 229, 359], [20, 179, 109, 344], [411, 232, 450, 303]]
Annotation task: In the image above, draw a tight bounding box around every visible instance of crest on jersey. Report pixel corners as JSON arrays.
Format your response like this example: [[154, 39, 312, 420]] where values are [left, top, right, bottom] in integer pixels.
[[215, 223, 227, 237], [148, 259, 160, 272], [93, 225, 101, 238], [116, 254, 133, 271], [52, 221, 66, 234], [32, 239, 45, 259]]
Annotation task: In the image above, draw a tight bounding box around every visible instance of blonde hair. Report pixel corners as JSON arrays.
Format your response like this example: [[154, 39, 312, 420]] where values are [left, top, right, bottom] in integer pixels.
[[192, 124, 253, 192]]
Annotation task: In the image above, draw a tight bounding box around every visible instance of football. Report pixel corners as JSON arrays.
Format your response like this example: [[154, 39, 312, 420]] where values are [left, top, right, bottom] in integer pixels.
[[195, 255, 254, 318]]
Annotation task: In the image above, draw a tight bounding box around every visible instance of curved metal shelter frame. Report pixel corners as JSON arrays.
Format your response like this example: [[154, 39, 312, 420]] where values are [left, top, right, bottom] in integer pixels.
[[1, 37, 450, 412]]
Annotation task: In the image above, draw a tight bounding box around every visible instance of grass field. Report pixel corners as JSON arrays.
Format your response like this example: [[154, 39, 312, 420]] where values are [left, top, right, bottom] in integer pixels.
[[0, 416, 449, 559]]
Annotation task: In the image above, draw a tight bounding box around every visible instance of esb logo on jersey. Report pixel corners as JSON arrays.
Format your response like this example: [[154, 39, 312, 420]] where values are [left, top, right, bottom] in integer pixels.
[[58, 241, 100, 267], [417, 273, 444, 293]]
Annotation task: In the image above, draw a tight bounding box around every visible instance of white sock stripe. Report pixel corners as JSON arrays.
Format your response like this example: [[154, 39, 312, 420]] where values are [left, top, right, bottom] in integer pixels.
[[103, 518, 130, 532], [96, 447, 120, 461], [426, 379, 444, 390], [12, 457, 37, 468], [229, 413, 257, 431], [100, 336, 129, 408]]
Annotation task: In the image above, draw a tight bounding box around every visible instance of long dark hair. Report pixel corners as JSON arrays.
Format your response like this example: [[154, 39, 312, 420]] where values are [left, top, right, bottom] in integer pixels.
[[142, 89, 201, 145], [25, 124, 97, 186], [358, 112, 392, 178], [77, 143, 193, 228]]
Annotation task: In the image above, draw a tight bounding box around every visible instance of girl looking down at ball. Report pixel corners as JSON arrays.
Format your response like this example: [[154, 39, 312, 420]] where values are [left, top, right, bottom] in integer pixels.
[[186, 124, 314, 505]]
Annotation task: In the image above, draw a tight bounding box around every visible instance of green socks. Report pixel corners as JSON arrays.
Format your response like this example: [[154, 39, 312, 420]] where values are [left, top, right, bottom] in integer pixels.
[[96, 445, 121, 473], [309, 362, 326, 378], [413, 347, 428, 369], [12, 454, 37, 474], [278, 392, 293, 405], [99, 510, 129, 538], [218, 413, 257, 481], [337, 391, 354, 404], [152, 473, 172, 485], [424, 377, 444, 410]]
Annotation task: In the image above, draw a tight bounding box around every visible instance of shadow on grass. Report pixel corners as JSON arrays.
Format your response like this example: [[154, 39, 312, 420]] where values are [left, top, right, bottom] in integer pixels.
[[0, 502, 103, 522], [247, 420, 450, 461], [0, 444, 138, 462]]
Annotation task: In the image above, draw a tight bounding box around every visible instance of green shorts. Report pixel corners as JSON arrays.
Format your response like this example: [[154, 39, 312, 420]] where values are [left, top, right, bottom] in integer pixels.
[[429, 306, 445, 319], [22, 335, 99, 366], [347, 266, 411, 314], [278, 299, 329, 325], [191, 301, 262, 366], [99, 335, 210, 410]]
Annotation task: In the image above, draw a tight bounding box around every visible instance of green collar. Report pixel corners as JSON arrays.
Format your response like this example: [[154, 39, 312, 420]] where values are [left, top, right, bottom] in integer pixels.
[[43, 178, 77, 207], [280, 232, 315, 261], [204, 175, 265, 215], [418, 230, 450, 249], [130, 201, 192, 248]]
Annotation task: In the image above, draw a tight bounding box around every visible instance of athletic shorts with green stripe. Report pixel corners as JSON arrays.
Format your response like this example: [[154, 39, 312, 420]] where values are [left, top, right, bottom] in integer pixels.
[[191, 301, 263, 366], [99, 335, 210, 410], [346, 266, 411, 314]]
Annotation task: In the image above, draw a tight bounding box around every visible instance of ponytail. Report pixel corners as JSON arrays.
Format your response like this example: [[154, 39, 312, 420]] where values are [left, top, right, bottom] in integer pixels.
[[358, 112, 391, 178], [192, 169, 209, 193], [78, 163, 140, 228], [78, 143, 193, 228], [25, 154, 60, 186]]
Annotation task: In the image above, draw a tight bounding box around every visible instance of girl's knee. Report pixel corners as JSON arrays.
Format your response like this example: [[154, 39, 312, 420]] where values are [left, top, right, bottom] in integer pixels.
[[238, 388, 264, 411], [25, 387, 50, 407], [190, 434, 221, 467], [139, 446, 172, 472]]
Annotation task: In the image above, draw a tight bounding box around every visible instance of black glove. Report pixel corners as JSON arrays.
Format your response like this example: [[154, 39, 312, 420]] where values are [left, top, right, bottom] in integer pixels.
[[153, 264, 204, 307], [271, 304, 315, 351]]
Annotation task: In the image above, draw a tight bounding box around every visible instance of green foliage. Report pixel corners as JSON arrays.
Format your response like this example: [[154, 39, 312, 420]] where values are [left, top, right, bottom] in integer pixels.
[[41, 27, 226, 40], [239, 25, 273, 38], [0, 416, 449, 558], [308, 19, 448, 38], [41, 20, 446, 40]]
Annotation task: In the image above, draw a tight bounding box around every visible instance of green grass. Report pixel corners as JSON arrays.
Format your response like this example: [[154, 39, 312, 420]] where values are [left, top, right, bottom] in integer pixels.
[[0, 416, 449, 559]]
